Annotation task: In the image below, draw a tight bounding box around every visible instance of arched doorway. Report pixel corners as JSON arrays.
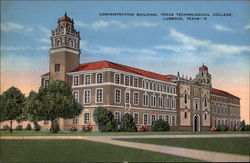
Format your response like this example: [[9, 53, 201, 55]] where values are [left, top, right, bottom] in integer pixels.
[[193, 114, 200, 132]]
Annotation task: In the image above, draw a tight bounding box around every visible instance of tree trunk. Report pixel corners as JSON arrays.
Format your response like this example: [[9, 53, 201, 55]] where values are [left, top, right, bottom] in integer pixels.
[[51, 119, 54, 132], [10, 120, 13, 133]]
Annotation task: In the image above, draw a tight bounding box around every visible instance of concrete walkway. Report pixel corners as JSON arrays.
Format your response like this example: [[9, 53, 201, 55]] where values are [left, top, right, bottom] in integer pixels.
[[1, 134, 250, 162]]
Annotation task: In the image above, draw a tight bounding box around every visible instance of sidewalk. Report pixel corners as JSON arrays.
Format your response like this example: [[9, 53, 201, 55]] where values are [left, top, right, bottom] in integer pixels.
[[1, 134, 250, 162]]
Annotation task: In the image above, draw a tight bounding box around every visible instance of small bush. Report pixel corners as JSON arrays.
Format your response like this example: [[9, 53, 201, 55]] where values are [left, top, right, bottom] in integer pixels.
[[138, 125, 149, 132], [152, 119, 169, 132], [245, 125, 250, 131], [16, 125, 23, 131], [104, 119, 117, 132], [25, 123, 32, 130], [34, 122, 41, 131], [70, 126, 78, 131], [240, 120, 246, 131], [82, 124, 93, 132], [217, 125, 228, 131], [51, 120, 60, 133], [2, 125, 10, 131], [210, 126, 217, 131], [120, 113, 137, 132]]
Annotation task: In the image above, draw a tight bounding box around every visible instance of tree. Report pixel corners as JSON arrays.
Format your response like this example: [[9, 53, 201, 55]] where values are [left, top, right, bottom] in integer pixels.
[[151, 119, 169, 131], [120, 113, 137, 132], [24, 91, 41, 123], [240, 120, 246, 131], [0, 87, 25, 132], [93, 107, 117, 132], [33, 80, 82, 133]]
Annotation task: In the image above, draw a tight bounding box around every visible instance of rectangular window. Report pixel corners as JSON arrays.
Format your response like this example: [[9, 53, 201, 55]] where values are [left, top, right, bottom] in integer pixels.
[[158, 115, 163, 120], [73, 76, 79, 86], [125, 92, 130, 103], [143, 94, 149, 106], [44, 79, 49, 88], [55, 64, 60, 72], [85, 74, 91, 85], [125, 76, 130, 86], [83, 90, 91, 104], [171, 115, 176, 126], [115, 111, 121, 123], [133, 92, 139, 105], [143, 114, 148, 125], [96, 88, 103, 103], [72, 90, 79, 102], [84, 113, 90, 124], [114, 74, 120, 84], [184, 111, 187, 119], [159, 96, 163, 108], [96, 73, 103, 83], [165, 115, 170, 124], [115, 89, 121, 103], [151, 115, 156, 124], [133, 113, 139, 125], [72, 117, 78, 125], [133, 78, 138, 87]]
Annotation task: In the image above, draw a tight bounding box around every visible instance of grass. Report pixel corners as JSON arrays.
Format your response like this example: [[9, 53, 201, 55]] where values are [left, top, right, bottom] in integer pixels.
[[1, 139, 202, 163], [116, 137, 250, 156], [1, 130, 250, 136]]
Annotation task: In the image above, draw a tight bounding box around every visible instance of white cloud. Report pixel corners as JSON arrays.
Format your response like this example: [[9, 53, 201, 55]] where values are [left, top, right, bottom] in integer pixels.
[[38, 26, 50, 37], [1, 22, 33, 32], [87, 45, 157, 55], [213, 24, 232, 32], [133, 22, 157, 27], [245, 22, 250, 30], [38, 38, 50, 43], [161, 29, 250, 56], [75, 20, 89, 27]]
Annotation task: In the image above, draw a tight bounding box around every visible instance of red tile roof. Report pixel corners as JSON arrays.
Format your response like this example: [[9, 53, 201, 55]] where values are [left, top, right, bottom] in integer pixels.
[[211, 88, 239, 99], [42, 72, 50, 76], [165, 74, 176, 79], [71, 60, 173, 83], [59, 13, 73, 23], [199, 65, 208, 71]]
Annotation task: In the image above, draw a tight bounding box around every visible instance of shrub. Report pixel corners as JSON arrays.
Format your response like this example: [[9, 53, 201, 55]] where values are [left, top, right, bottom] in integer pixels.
[[217, 125, 228, 131], [240, 120, 246, 131], [245, 125, 250, 131], [104, 119, 117, 132], [34, 122, 41, 131], [82, 124, 93, 132], [70, 126, 78, 131], [236, 125, 241, 131], [120, 113, 137, 132], [210, 126, 217, 131], [138, 125, 149, 132], [16, 125, 23, 131], [2, 125, 10, 131], [151, 119, 169, 131], [51, 120, 60, 133], [231, 125, 236, 131], [25, 123, 32, 130]]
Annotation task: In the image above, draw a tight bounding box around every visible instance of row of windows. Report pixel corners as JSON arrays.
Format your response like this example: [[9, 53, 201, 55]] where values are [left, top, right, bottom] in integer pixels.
[[73, 73, 103, 86], [212, 105, 240, 116], [143, 94, 176, 109], [211, 95, 239, 105], [213, 118, 240, 127], [114, 111, 177, 126], [72, 89, 103, 104], [142, 79, 176, 94]]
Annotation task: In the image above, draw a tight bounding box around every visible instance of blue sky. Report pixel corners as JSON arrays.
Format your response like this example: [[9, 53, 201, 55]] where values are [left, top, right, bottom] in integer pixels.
[[1, 1, 249, 122]]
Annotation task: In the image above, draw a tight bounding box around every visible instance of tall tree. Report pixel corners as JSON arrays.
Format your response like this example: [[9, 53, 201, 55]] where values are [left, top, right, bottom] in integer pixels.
[[93, 107, 116, 132], [36, 80, 82, 133], [120, 113, 137, 132], [24, 91, 41, 123], [0, 87, 25, 132]]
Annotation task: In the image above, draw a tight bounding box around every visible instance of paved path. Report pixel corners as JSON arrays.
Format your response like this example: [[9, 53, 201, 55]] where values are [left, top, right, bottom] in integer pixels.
[[1, 134, 250, 162]]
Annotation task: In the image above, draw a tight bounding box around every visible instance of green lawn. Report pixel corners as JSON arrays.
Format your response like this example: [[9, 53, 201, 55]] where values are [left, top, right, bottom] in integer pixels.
[[1, 140, 202, 163], [117, 137, 250, 156], [1, 130, 250, 136]]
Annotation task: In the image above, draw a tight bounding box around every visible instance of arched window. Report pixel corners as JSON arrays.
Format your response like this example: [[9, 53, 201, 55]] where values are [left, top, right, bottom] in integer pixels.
[[184, 93, 188, 104], [57, 40, 61, 47], [204, 97, 208, 107], [72, 90, 79, 102]]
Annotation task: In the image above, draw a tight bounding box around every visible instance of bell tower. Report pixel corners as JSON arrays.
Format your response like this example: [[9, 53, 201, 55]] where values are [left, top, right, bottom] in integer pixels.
[[197, 64, 212, 87], [49, 12, 80, 82]]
